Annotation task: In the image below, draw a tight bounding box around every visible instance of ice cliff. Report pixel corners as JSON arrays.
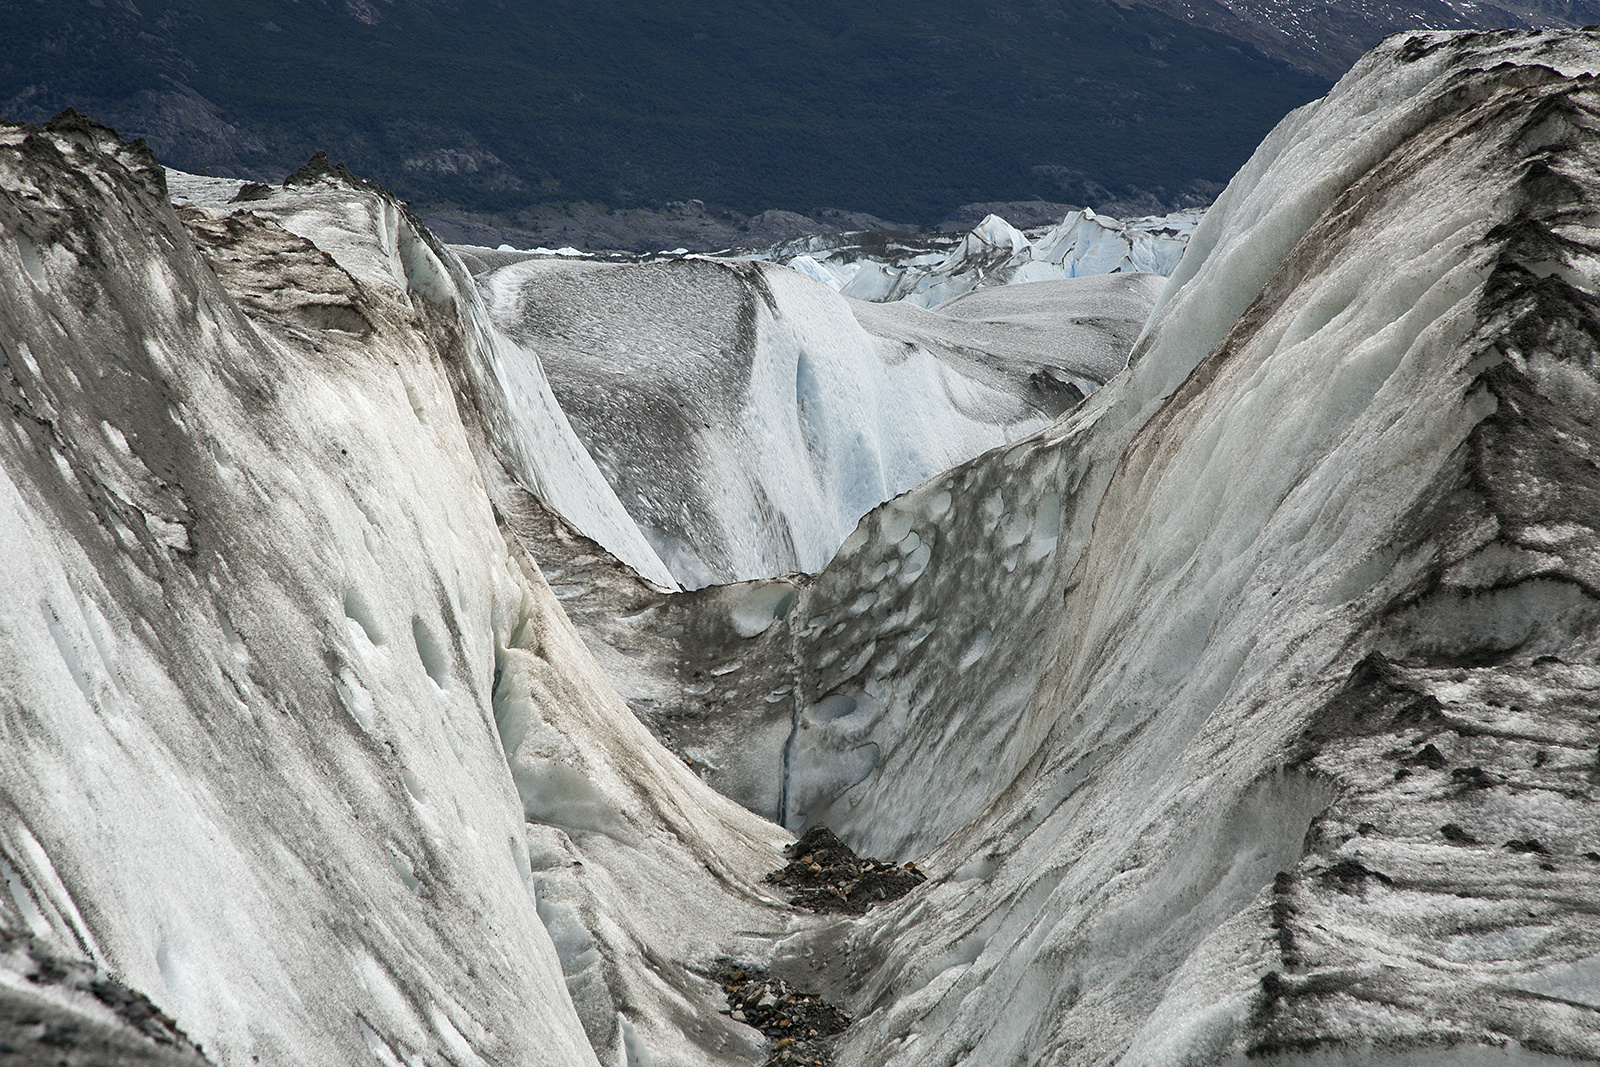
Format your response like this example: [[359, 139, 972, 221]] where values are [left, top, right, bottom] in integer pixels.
[[3, 28, 1600, 1067]]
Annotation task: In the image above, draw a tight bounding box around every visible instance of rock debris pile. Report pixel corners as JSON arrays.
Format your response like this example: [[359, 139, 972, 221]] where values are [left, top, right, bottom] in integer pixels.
[[710, 829, 922, 1064], [715, 966, 851, 1067], [763, 826, 926, 915], [0, 927, 211, 1066]]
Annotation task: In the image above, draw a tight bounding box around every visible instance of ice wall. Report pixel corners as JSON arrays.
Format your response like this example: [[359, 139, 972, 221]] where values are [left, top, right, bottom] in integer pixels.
[[0, 115, 791, 1067], [759, 30, 1600, 1067], [430, 30, 1600, 1065], [786, 207, 1200, 307], [476, 258, 1155, 587], [168, 168, 678, 591], [5, 28, 1600, 1067]]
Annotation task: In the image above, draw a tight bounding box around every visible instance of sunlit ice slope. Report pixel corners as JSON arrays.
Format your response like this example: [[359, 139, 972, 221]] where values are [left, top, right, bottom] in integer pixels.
[[0, 114, 801, 1067], [165, 163, 681, 593], [726, 28, 1600, 1067], [474, 256, 1157, 588], [801, 208, 1198, 307]]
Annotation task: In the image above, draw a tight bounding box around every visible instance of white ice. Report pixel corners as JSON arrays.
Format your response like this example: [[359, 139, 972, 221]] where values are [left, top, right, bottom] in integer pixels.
[[4, 133, 789, 1067], [473, 257, 1152, 587], [780, 205, 1202, 308], [167, 170, 678, 589]]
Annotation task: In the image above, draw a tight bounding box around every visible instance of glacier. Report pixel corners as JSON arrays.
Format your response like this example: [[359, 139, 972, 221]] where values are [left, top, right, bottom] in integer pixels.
[[2, 27, 1600, 1067], [766, 207, 1201, 308], [465, 252, 1156, 587]]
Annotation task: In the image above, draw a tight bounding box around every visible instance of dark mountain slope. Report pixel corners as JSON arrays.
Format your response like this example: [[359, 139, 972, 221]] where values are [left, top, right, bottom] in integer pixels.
[[1126, 0, 1600, 77], [1, 0, 1328, 227]]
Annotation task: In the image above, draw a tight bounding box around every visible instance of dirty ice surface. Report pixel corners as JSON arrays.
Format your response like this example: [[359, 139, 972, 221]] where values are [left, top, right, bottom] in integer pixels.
[[471, 255, 1160, 587], [0, 119, 793, 1067], [749, 29, 1600, 1067], [166, 169, 680, 590], [495, 27, 1600, 1067]]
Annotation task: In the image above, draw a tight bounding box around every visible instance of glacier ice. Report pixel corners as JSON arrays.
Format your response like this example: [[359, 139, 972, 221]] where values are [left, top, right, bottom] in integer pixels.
[[470, 255, 1154, 587], [3, 28, 1600, 1067], [0, 927, 213, 1065], [166, 168, 680, 591], [0, 116, 790, 1067], [496, 28, 1600, 1065], [771, 205, 1201, 308], [772, 30, 1600, 1066]]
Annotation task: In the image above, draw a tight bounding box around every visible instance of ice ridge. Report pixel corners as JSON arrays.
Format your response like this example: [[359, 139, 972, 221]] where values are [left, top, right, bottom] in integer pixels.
[[482, 28, 1600, 1066], [0, 113, 785, 1067], [469, 254, 1158, 588], [766, 205, 1201, 308]]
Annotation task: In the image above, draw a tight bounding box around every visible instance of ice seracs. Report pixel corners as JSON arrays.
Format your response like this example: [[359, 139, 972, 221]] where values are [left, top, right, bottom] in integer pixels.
[[777, 204, 1201, 307]]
